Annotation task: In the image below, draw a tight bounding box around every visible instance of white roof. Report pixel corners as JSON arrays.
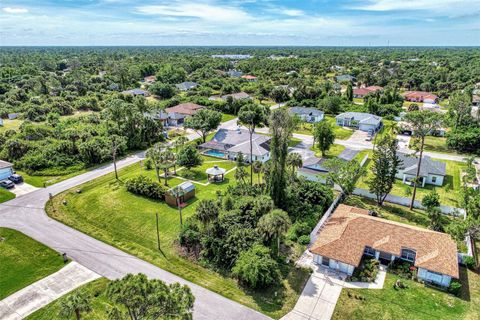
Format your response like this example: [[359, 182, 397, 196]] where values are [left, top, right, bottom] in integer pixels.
[[206, 165, 226, 175]]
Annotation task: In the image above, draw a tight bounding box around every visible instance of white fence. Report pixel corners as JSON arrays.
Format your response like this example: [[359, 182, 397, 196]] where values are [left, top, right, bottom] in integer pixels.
[[309, 192, 344, 244]]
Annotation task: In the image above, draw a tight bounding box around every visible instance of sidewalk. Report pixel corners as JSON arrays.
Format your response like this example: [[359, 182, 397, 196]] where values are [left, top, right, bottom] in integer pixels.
[[0, 262, 100, 320]]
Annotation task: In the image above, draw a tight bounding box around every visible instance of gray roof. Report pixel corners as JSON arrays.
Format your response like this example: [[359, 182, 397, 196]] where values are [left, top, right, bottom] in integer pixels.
[[221, 92, 251, 100], [175, 82, 198, 91], [176, 181, 195, 193], [122, 89, 148, 95], [200, 128, 270, 156], [0, 160, 13, 169], [226, 70, 243, 77], [338, 148, 359, 161], [397, 153, 446, 177], [335, 75, 355, 82], [289, 107, 324, 117], [336, 112, 382, 126]]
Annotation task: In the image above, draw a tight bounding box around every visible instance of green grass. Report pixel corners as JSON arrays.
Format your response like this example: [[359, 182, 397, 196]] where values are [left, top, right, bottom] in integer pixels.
[[310, 144, 346, 159], [0, 228, 66, 299], [356, 157, 467, 207], [292, 116, 354, 140], [221, 113, 236, 122], [288, 137, 303, 147], [353, 98, 364, 104], [409, 136, 467, 156], [27, 278, 110, 320], [0, 119, 23, 132], [373, 120, 396, 144], [46, 162, 310, 319], [176, 156, 237, 183], [16, 168, 91, 188], [333, 268, 480, 320], [0, 188, 15, 203]]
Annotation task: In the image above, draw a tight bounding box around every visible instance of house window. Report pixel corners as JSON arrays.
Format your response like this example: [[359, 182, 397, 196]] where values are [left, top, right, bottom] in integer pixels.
[[364, 246, 376, 257], [432, 176, 437, 183], [322, 257, 330, 267], [401, 248, 416, 262]]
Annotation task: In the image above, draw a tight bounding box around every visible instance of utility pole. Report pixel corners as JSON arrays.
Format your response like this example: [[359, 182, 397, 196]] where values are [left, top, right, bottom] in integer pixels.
[[155, 212, 160, 250]]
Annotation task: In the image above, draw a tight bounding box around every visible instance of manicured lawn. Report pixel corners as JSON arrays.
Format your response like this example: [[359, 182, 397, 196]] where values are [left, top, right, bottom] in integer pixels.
[[0, 119, 22, 132], [288, 137, 303, 147], [310, 144, 346, 159], [27, 278, 110, 320], [0, 228, 66, 299], [0, 188, 15, 203], [293, 116, 354, 140], [46, 162, 310, 319], [176, 156, 237, 183], [333, 268, 480, 320], [16, 169, 91, 188], [221, 113, 236, 122], [356, 157, 467, 208], [409, 136, 467, 156]]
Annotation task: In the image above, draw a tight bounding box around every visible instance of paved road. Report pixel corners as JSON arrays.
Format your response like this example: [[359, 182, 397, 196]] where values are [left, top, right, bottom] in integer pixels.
[[0, 262, 100, 320], [0, 153, 269, 320]]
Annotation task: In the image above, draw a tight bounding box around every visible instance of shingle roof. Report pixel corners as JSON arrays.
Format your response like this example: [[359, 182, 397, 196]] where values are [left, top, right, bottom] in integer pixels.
[[397, 152, 446, 176], [336, 112, 382, 126], [289, 107, 324, 117], [122, 89, 148, 95], [221, 92, 251, 100], [310, 204, 459, 278], [165, 103, 204, 116], [0, 160, 13, 170], [175, 82, 198, 91], [200, 129, 270, 156]]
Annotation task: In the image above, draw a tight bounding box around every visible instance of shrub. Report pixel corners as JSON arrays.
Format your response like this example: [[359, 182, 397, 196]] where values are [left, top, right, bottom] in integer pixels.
[[287, 222, 311, 241], [143, 158, 153, 170], [125, 175, 166, 200], [232, 244, 281, 289], [462, 256, 476, 270], [448, 281, 462, 297], [350, 257, 379, 282], [298, 235, 311, 245], [389, 260, 416, 279]]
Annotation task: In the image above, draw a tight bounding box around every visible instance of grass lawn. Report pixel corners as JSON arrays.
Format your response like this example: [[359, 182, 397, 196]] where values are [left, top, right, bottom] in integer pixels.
[[0, 119, 23, 132], [293, 116, 354, 141], [310, 144, 346, 159], [333, 268, 479, 320], [353, 98, 364, 104], [356, 157, 467, 208], [221, 113, 236, 123], [46, 162, 310, 319], [373, 120, 396, 144], [409, 136, 467, 156], [175, 155, 237, 183], [0, 188, 15, 203], [0, 228, 66, 299], [27, 278, 111, 320], [16, 169, 92, 188]]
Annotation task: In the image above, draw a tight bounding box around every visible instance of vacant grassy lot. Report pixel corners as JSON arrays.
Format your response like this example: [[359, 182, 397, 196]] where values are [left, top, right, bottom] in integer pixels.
[[46, 162, 310, 319], [356, 157, 467, 208], [409, 136, 467, 156], [310, 144, 346, 159], [333, 268, 479, 320], [0, 119, 22, 132], [294, 116, 354, 140], [27, 278, 110, 320], [0, 188, 15, 203], [0, 228, 66, 299]]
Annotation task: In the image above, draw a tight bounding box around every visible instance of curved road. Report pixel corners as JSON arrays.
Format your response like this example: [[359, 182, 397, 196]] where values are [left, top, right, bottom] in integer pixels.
[[0, 152, 269, 320]]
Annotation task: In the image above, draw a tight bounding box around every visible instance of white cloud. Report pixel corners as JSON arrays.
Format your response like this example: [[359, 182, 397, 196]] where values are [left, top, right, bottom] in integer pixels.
[[266, 6, 305, 17], [3, 7, 29, 14], [136, 2, 250, 23]]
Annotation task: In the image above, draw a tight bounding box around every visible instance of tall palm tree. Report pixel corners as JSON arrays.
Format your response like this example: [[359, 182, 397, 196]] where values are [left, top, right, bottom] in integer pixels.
[[195, 199, 219, 228], [58, 291, 91, 320], [257, 209, 291, 254], [286, 152, 303, 177], [252, 160, 263, 184], [173, 136, 188, 152], [235, 166, 248, 184], [146, 143, 163, 183], [159, 146, 175, 186]]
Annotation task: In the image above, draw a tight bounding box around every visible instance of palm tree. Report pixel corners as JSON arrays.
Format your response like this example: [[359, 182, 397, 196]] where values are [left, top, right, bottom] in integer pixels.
[[146, 143, 163, 183], [235, 166, 248, 184], [261, 161, 271, 185], [159, 146, 175, 186], [195, 199, 219, 228], [257, 209, 291, 254], [173, 136, 188, 152], [58, 291, 91, 320], [252, 160, 263, 184], [286, 152, 303, 177]]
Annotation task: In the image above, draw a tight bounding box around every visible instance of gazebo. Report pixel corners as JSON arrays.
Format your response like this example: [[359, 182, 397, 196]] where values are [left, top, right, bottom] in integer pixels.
[[206, 165, 226, 182]]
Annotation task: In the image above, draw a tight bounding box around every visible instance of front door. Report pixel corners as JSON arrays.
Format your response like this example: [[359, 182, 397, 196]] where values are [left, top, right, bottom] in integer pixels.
[[378, 251, 391, 264]]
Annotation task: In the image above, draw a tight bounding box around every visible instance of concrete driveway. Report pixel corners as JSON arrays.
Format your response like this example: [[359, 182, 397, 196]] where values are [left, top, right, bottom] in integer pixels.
[[8, 182, 38, 197]]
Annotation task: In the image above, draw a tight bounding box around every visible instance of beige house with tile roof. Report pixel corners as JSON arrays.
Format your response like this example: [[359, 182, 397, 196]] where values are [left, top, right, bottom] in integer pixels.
[[310, 204, 459, 287]]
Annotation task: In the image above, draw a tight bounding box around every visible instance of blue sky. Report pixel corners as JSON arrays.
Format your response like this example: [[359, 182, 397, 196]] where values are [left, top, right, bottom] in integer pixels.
[[1, 0, 479, 46]]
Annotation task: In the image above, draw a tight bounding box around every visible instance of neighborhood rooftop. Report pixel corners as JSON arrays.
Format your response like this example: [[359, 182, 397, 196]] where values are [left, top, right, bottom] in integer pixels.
[[397, 152, 446, 177], [310, 204, 459, 279], [336, 112, 382, 126], [289, 107, 324, 117], [0, 160, 13, 169], [200, 128, 270, 156]]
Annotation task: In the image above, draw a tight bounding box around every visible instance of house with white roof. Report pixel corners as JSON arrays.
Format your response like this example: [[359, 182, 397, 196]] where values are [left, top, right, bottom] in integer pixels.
[[289, 107, 324, 123], [335, 112, 383, 133]]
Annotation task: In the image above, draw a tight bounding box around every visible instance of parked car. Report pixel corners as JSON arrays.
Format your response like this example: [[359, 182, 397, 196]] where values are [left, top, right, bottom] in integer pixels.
[[0, 179, 15, 189], [8, 174, 23, 184]]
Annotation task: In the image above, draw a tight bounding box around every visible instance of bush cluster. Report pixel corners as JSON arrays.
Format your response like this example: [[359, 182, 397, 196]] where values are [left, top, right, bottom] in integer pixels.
[[125, 175, 166, 200]]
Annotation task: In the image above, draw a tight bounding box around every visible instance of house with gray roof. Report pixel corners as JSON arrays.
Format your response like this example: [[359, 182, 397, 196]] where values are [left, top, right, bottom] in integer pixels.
[[395, 152, 446, 187], [335, 75, 355, 82], [175, 81, 199, 91], [121, 88, 149, 96], [0, 160, 14, 181], [335, 112, 383, 133], [220, 92, 251, 101], [289, 107, 324, 123], [199, 128, 271, 162]]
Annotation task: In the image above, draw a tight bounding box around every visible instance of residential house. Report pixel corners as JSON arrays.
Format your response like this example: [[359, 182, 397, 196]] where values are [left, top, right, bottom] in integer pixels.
[[420, 101, 446, 113], [164, 103, 204, 126], [8, 113, 19, 120], [310, 204, 459, 287], [396, 152, 446, 187], [199, 128, 271, 163], [289, 107, 324, 123], [211, 54, 252, 59], [175, 81, 199, 91], [472, 94, 479, 107], [353, 86, 383, 98], [121, 89, 149, 97], [398, 121, 446, 137], [143, 76, 156, 84], [335, 75, 355, 82], [403, 91, 438, 103], [226, 70, 243, 78], [0, 160, 14, 180], [220, 92, 251, 101], [241, 75, 257, 82], [335, 112, 383, 133], [297, 157, 330, 183]]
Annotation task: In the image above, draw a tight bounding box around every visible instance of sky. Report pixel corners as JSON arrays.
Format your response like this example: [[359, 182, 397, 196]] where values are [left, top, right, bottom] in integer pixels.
[[0, 0, 479, 46]]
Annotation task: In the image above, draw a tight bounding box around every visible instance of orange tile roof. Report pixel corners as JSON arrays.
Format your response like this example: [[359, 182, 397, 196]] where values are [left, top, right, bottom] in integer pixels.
[[165, 103, 204, 116], [310, 204, 459, 278]]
